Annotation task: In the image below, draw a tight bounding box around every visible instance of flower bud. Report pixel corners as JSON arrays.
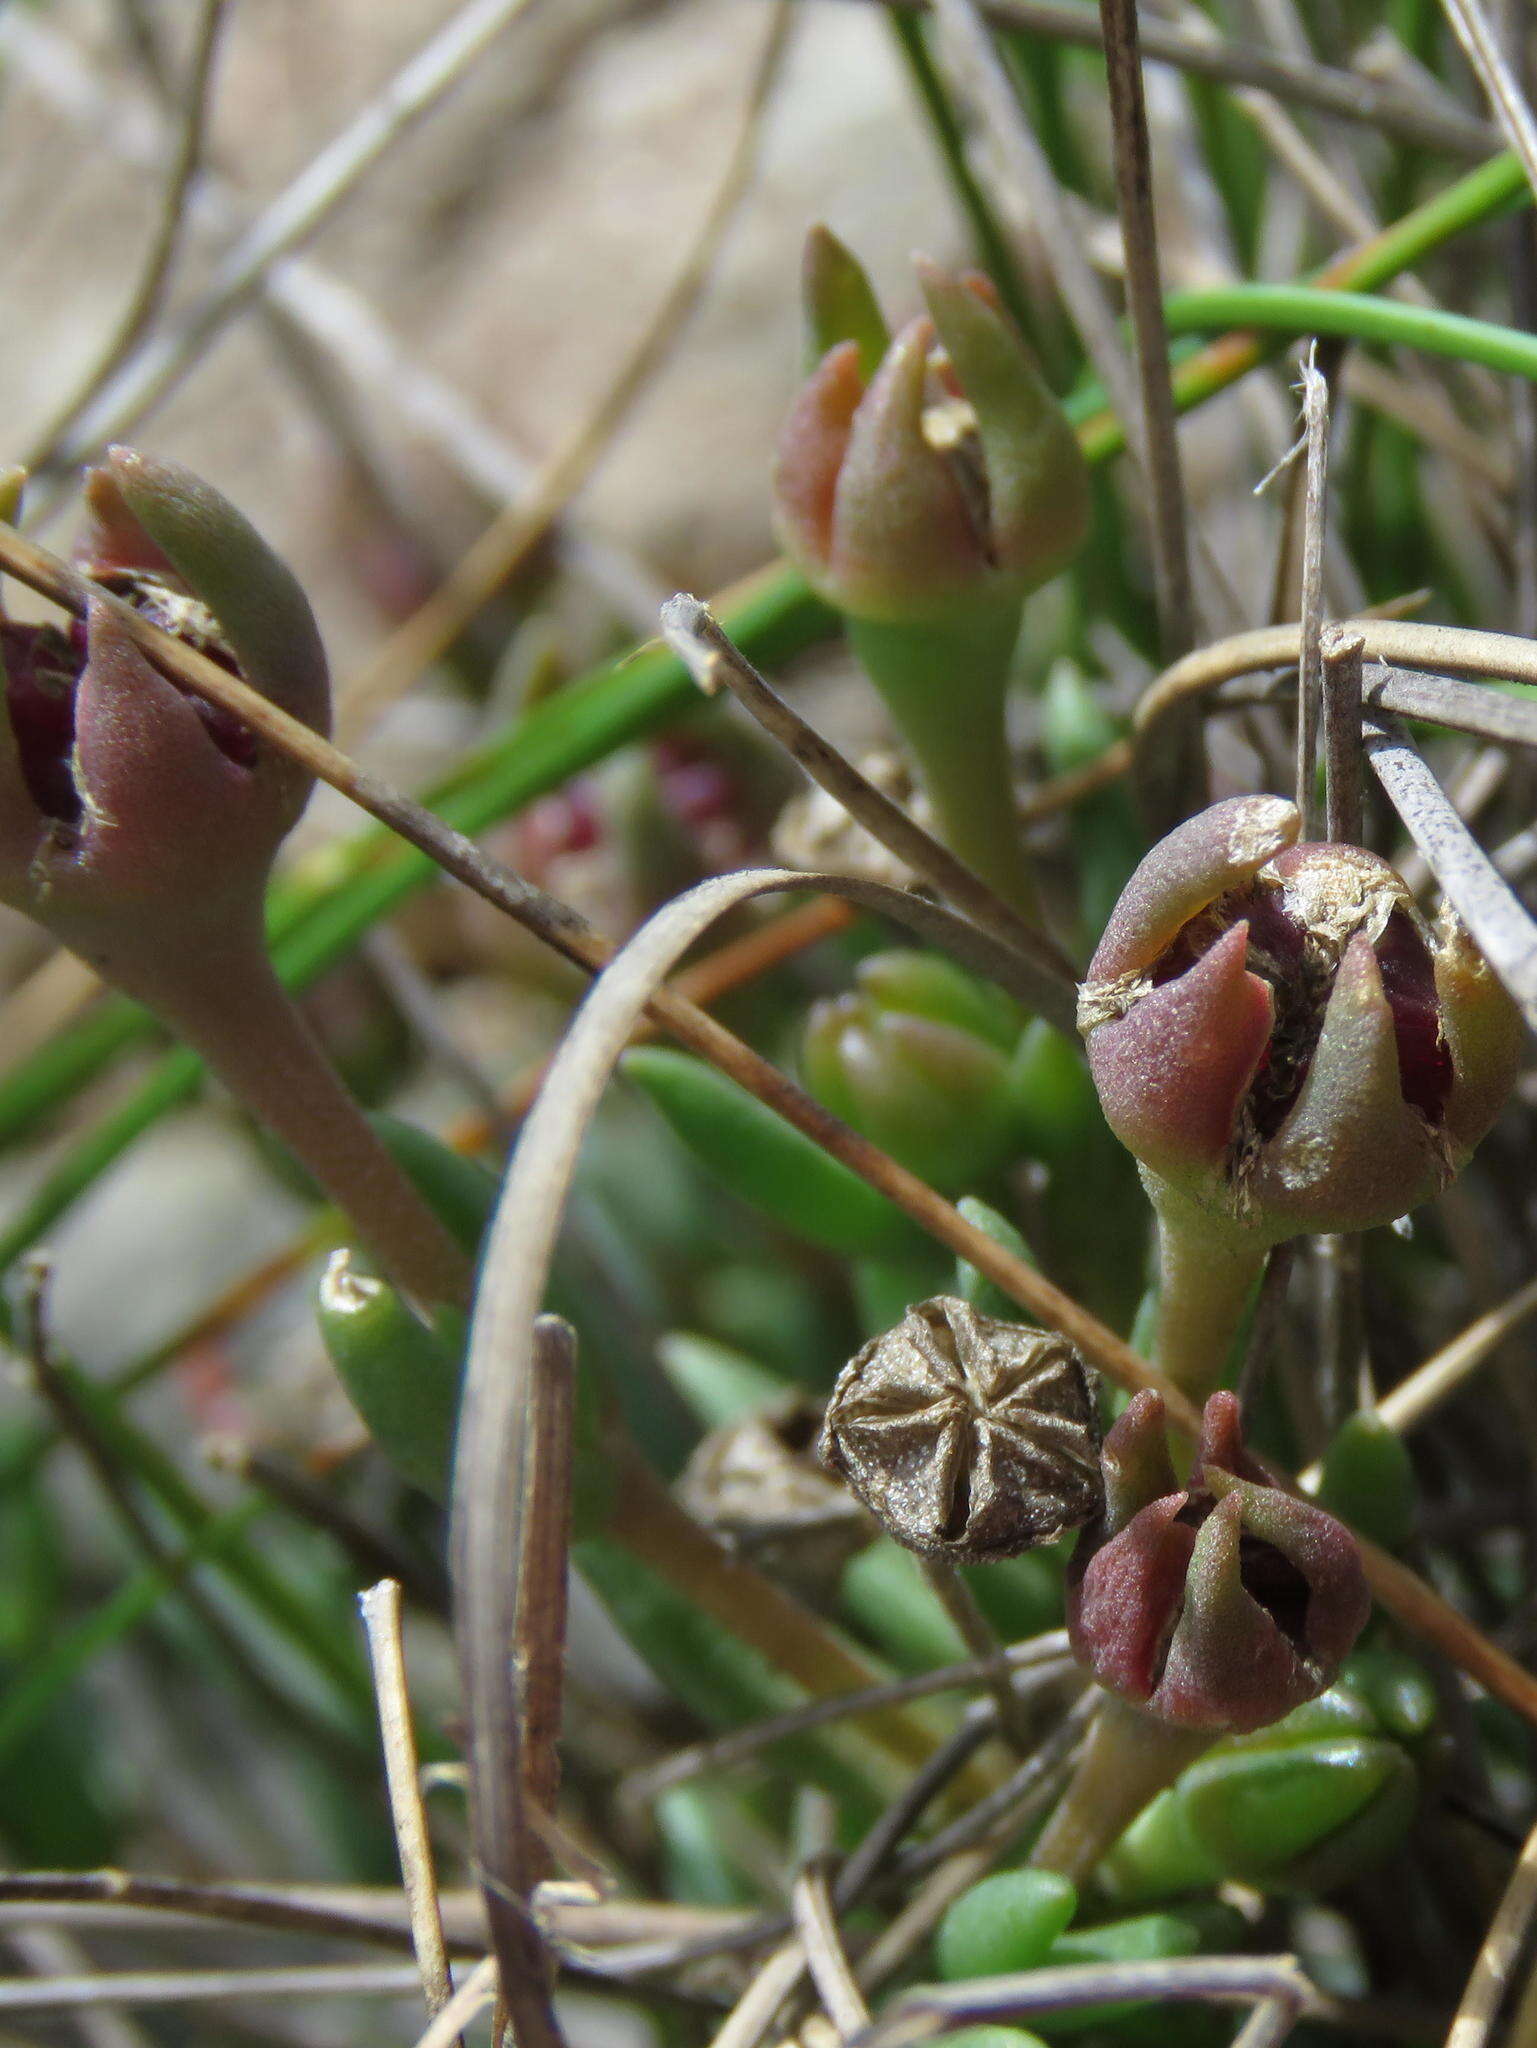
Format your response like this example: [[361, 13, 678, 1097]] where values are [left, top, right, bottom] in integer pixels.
[[0, 448, 329, 973], [773, 238, 1090, 625], [1077, 796, 1522, 1239], [1068, 1391, 1370, 1733], [800, 950, 1024, 1193], [820, 1296, 1102, 1563]]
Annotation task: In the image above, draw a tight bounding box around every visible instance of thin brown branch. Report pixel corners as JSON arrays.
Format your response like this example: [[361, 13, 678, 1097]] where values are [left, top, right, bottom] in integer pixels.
[[1097, 0, 1194, 659], [1446, 1800, 1537, 2047], [360, 1581, 459, 2034], [622, 1635, 1072, 1806], [791, 1864, 870, 2039], [455, 1313, 568, 2048], [659, 594, 1078, 1023], [205, 1439, 448, 1613]]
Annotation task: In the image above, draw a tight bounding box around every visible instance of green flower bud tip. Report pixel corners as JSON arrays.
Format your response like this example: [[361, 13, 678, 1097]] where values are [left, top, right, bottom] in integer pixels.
[[774, 236, 1090, 625], [801, 951, 1025, 1193], [1079, 795, 1523, 1240]]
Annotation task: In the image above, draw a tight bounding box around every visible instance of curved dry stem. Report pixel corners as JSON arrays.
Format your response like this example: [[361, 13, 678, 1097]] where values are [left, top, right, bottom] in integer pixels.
[[1137, 617, 1537, 743]]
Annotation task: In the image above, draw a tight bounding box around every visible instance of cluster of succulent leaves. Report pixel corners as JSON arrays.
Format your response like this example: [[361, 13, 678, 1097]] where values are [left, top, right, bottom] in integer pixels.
[[9, 7, 1537, 2045]]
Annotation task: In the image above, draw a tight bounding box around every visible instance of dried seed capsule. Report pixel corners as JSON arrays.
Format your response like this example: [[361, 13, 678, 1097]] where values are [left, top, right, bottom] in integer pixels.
[[818, 1295, 1102, 1563], [677, 1397, 876, 1602]]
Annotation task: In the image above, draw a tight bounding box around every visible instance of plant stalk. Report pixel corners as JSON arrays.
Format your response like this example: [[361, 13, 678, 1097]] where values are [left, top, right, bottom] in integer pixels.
[[1029, 1693, 1211, 1884], [1146, 1182, 1269, 1403], [102, 917, 474, 1312], [849, 608, 1039, 918]]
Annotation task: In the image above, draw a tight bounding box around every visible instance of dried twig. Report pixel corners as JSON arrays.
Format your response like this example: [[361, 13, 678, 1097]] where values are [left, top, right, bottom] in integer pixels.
[[1436, 0, 1537, 199], [1097, 0, 1194, 658], [623, 1637, 1071, 1805], [1321, 627, 1365, 842], [791, 1863, 870, 2039], [360, 1581, 458, 2034], [659, 594, 1078, 1022], [1294, 350, 1331, 833], [851, 1955, 1315, 2048], [452, 1314, 569, 2048], [1446, 1802, 1537, 2047]]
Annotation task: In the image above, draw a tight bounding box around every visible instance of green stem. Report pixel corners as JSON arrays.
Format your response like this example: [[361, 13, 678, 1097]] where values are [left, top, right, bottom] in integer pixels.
[[1030, 1694, 1211, 1884], [1148, 1188, 1268, 1404], [848, 608, 1039, 918], [1070, 147, 1529, 460], [1164, 284, 1537, 382]]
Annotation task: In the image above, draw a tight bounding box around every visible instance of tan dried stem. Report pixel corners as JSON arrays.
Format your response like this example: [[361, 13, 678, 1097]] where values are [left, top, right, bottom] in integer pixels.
[[360, 1581, 459, 2038]]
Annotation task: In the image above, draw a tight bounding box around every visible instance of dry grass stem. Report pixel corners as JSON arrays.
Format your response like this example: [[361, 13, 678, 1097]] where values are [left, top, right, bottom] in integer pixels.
[[855, 1954, 1315, 2048], [623, 1636, 1072, 1805], [451, 1308, 568, 2048], [1446, 1802, 1537, 2047], [791, 1863, 871, 2038], [1436, 0, 1537, 198], [360, 1581, 459, 2033], [660, 593, 1078, 1021], [1293, 349, 1331, 832], [1097, 0, 1194, 658], [918, 1558, 1039, 1753], [0, 1962, 435, 2013], [1321, 627, 1365, 842], [1137, 616, 1537, 738]]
